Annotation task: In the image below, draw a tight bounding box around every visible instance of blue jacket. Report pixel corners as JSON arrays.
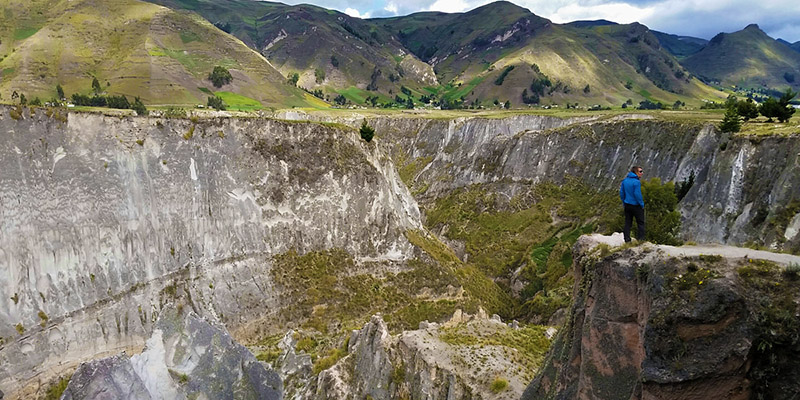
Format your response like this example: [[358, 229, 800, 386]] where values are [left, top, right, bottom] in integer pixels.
[[620, 172, 644, 207]]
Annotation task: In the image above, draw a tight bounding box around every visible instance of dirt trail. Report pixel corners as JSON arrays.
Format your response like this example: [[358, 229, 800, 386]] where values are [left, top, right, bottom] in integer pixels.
[[587, 233, 800, 265]]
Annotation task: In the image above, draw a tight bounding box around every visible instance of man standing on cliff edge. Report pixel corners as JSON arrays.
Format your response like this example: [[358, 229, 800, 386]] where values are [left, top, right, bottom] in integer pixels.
[[620, 166, 645, 242]]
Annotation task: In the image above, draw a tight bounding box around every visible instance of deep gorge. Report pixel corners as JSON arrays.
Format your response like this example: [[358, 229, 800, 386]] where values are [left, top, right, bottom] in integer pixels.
[[1, 106, 799, 398]]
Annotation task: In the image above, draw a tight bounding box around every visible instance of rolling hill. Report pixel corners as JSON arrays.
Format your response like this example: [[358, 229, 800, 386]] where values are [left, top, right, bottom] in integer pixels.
[[146, 0, 438, 105], [0, 0, 316, 108], [682, 24, 800, 91]]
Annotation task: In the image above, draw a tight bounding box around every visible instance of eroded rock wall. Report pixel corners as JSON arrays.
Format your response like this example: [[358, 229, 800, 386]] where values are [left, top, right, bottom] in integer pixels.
[[524, 234, 800, 400], [0, 106, 421, 396], [370, 115, 800, 250]]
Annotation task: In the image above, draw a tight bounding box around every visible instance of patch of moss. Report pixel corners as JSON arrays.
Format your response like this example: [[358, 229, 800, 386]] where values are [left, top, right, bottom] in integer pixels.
[[439, 323, 552, 373], [43, 377, 70, 400], [735, 259, 799, 398], [271, 247, 470, 335]]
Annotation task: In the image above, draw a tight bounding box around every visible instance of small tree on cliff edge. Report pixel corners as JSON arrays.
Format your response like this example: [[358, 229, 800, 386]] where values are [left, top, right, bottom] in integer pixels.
[[360, 120, 374, 143], [719, 106, 741, 133]]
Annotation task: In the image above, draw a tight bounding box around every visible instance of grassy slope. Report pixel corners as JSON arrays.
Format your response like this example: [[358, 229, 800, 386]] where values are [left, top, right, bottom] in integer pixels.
[[0, 0, 312, 107], [438, 22, 725, 107], [379, 2, 725, 107], [683, 25, 800, 91], [146, 0, 438, 101]]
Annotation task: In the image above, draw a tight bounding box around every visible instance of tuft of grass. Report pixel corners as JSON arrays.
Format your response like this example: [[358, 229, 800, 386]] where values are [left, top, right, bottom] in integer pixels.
[[490, 377, 509, 393], [16, 323, 25, 335], [43, 377, 70, 400], [781, 263, 800, 280], [39, 310, 49, 327], [183, 125, 195, 140]]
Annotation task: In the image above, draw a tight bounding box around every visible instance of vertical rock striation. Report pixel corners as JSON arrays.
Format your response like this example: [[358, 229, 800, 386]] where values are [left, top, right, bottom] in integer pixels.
[[0, 106, 421, 396]]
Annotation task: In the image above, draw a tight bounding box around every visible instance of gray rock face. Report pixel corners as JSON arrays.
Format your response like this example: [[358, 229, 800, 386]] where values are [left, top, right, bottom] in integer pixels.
[[314, 313, 539, 400], [0, 107, 420, 396], [61, 354, 151, 400], [369, 115, 800, 251], [61, 307, 281, 400]]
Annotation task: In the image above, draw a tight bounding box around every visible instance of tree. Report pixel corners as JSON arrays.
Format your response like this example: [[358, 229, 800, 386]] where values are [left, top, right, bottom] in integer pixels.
[[359, 120, 374, 143], [19, 93, 27, 105], [207, 95, 226, 110], [759, 97, 782, 122], [504, 100, 511, 109], [777, 89, 797, 122], [758, 89, 796, 122], [334, 94, 347, 105], [314, 68, 325, 84], [330, 55, 339, 68], [736, 98, 759, 121], [583, 84, 590, 94], [132, 97, 147, 116], [92, 77, 102, 94], [287, 72, 299, 87], [56, 84, 64, 100], [719, 106, 741, 133], [208, 66, 233, 88]]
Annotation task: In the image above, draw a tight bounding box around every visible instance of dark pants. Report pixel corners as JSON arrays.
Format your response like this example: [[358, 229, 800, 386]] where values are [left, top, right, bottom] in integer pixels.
[[623, 204, 645, 242]]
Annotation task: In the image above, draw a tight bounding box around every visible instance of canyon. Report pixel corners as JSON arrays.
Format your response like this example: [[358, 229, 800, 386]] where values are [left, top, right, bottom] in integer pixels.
[[0, 106, 798, 398]]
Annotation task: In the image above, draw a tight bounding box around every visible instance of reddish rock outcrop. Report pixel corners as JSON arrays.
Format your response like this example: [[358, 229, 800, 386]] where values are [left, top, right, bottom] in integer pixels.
[[524, 235, 800, 400]]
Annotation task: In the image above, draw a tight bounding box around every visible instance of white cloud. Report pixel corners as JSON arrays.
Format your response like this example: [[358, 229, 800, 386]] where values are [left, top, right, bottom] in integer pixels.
[[549, 2, 654, 24], [425, 0, 473, 13], [344, 7, 371, 18], [384, 2, 398, 14]]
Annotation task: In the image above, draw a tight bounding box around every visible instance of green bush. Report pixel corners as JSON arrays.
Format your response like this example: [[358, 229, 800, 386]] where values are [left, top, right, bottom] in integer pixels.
[[208, 66, 232, 88], [359, 120, 375, 143], [641, 178, 682, 245], [207, 95, 226, 110]]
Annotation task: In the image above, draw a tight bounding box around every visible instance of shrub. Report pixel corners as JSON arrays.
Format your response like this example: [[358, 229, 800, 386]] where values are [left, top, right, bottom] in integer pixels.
[[490, 377, 509, 393], [132, 97, 147, 116], [315, 68, 325, 84], [359, 120, 375, 142], [641, 178, 682, 245], [208, 66, 232, 88], [163, 106, 187, 118], [494, 65, 515, 85], [207, 95, 226, 110], [287, 72, 299, 87]]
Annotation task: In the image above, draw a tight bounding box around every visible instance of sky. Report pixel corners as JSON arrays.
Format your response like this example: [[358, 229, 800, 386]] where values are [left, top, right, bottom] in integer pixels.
[[275, 0, 800, 43]]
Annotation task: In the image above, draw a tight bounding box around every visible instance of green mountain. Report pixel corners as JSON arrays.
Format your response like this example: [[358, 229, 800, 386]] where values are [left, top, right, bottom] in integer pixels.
[[142, 0, 726, 107], [777, 38, 800, 53], [683, 24, 800, 91], [147, 0, 438, 104], [0, 0, 316, 108], [652, 31, 707, 58]]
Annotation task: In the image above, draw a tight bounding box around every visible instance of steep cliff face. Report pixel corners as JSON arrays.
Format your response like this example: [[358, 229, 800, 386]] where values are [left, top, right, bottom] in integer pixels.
[[313, 312, 549, 400], [368, 114, 800, 251], [280, 111, 800, 250], [524, 234, 800, 400], [0, 106, 421, 396], [61, 307, 282, 400]]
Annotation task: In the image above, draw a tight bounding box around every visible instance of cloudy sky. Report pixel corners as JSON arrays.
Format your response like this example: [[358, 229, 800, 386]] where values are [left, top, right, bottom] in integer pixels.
[[278, 0, 800, 42]]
